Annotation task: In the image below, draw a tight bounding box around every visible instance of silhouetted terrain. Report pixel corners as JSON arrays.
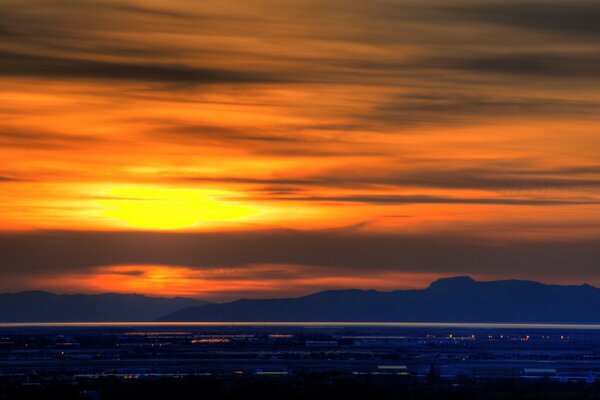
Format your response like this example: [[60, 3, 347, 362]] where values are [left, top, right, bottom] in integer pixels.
[[0, 291, 208, 322], [5, 277, 600, 323], [159, 276, 600, 323]]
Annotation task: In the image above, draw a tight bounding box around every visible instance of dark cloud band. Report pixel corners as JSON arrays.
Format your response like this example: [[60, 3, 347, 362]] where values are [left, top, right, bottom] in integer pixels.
[[0, 51, 284, 85], [2, 229, 600, 280]]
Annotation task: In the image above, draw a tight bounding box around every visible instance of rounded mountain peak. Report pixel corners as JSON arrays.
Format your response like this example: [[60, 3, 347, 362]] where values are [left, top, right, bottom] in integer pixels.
[[427, 276, 476, 289]]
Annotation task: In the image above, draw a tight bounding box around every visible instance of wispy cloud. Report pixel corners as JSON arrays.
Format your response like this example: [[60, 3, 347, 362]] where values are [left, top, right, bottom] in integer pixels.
[[3, 229, 600, 297], [448, 2, 600, 40], [0, 50, 285, 85], [1, 0, 600, 294], [267, 194, 600, 206]]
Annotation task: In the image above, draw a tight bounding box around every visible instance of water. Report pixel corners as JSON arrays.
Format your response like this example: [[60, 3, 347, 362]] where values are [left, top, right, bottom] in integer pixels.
[[1, 321, 600, 329]]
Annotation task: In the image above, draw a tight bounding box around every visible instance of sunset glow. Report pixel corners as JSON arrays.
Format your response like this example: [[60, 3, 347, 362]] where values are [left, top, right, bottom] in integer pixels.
[[25, 264, 446, 301], [99, 187, 259, 230], [1, 0, 600, 299]]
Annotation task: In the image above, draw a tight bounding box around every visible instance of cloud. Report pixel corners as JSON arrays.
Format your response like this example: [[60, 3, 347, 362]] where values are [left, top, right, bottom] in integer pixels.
[[1, 0, 600, 297], [373, 92, 600, 126], [176, 164, 600, 192], [356, 167, 600, 190], [0, 50, 285, 85], [449, 2, 600, 40], [436, 52, 600, 78], [2, 229, 600, 283], [150, 123, 317, 145], [0, 0, 207, 49], [0, 126, 102, 149], [103, 3, 200, 20], [267, 194, 599, 206]]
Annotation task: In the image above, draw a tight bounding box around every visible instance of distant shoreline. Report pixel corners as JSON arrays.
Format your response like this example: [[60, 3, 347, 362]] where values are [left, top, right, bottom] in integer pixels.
[[3, 322, 600, 329]]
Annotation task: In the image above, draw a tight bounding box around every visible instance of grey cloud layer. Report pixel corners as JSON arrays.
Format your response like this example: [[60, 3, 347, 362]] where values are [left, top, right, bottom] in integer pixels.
[[440, 53, 600, 78], [1, 1, 599, 87], [0, 0, 597, 149], [2, 230, 600, 280], [181, 164, 600, 191], [0, 51, 284, 85], [449, 1, 600, 40], [269, 195, 599, 206]]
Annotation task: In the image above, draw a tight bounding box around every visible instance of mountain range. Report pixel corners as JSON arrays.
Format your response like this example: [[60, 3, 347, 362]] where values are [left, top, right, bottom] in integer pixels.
[[0, 291, 208, 322], [4, 277, 600, 323], [160, 276, 600, 324]]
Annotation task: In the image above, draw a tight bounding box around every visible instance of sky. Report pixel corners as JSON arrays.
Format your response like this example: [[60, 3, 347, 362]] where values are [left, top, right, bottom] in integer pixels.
[[1, 0, 600, 300]]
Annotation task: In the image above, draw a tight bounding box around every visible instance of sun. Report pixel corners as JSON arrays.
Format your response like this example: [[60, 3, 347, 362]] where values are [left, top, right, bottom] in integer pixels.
[[98, 186, 258, 230]]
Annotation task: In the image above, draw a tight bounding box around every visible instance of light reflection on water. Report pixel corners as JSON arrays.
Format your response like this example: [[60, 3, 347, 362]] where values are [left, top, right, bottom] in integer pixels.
[[1, 322, 600, 329]]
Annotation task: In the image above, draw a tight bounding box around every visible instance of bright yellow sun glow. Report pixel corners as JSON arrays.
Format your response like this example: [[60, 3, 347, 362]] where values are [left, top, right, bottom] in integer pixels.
[[99, 187, 258, 230]]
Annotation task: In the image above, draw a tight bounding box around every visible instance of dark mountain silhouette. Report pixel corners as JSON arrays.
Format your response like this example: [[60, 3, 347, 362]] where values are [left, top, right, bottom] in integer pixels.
[[0, 291, 209, 322], [158, 276, 600, 323]]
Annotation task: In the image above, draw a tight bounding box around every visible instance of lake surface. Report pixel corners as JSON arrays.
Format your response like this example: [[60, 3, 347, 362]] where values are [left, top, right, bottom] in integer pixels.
[[2, 321, 600, 329]]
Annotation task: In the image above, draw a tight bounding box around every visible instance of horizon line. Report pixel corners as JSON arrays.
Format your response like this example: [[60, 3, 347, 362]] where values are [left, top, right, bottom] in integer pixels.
[[3, 275, 598, 301], [3, 321, 600, 329]]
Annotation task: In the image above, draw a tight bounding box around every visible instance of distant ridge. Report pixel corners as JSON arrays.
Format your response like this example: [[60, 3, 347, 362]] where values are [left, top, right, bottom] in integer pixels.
[[158, 276, 600, 323], [0, 291, 209, 322]]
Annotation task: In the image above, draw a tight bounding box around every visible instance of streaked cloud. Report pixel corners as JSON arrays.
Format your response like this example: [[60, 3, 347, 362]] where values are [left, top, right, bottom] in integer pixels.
[[0, 50, 286, 85], [448, 2, 600, 40], [1, 0, 599, 297], [267, 194, 600, 206], [2, 229, 600, 299]]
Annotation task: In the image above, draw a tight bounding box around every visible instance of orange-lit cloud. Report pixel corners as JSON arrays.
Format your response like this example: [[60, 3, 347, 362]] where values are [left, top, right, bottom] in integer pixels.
[[24, 264, 454, 300], [1, 0, 600, 298]]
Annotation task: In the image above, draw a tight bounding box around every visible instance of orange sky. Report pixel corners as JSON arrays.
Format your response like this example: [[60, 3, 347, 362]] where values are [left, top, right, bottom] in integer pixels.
[[1, 0, 600, 299]]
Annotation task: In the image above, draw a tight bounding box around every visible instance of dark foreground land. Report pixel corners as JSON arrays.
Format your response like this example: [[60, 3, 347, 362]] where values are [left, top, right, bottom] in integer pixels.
[[5, 375, 600, 400], [2, 323, 600, 399]]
